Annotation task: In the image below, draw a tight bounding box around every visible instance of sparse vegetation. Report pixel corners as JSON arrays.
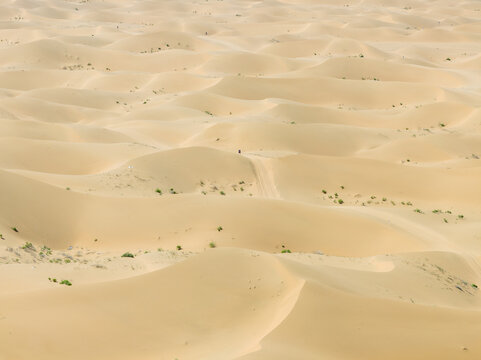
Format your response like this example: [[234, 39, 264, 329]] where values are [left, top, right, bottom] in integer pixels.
[[414, 209, 424, 214], [281, 249, 291, 253], [22, 242, 34, 250], [209, 242, 216, 248], [41, 246, 52, 256], [121, 252, 135, 258], [176, 245, 182, 251], [11, 227, 18, 232], [217, 226, 223, 232], [60, 280, 72, 286], [155, 188, 162, 195]]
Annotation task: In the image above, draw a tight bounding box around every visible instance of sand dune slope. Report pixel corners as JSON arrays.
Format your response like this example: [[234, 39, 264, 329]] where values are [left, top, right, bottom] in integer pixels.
[[1, 0, 480, 359]]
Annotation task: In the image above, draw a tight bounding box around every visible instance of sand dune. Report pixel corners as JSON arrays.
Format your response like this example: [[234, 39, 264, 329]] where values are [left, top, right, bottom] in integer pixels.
[[1, 0, 480, 359]]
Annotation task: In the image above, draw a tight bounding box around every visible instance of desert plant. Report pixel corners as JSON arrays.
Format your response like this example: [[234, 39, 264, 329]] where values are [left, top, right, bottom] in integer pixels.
[[155, 188, 162, 195], [11, 227, 18, 232], [121, 252, 134, 258], [281, 249, 291, 253], [22, 242, 34, 250], [338, 199, 344, 204], [60, 280, 72, 286], [176, 245, 182, 251], [217, 226, 223, 232], [209, 242, 216, 248], [41, 246, 52, 256]]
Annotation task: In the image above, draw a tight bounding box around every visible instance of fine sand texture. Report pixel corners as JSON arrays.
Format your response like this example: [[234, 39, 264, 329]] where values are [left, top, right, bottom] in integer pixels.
[[1, 0, 481, 359]]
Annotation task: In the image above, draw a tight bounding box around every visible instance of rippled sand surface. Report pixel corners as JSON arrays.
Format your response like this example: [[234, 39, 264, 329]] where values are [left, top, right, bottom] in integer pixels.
[[1, 0, 480, 359]]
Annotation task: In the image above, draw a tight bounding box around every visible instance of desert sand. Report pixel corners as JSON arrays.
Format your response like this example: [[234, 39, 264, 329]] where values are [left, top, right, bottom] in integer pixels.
[[1, 0, 481, 359]]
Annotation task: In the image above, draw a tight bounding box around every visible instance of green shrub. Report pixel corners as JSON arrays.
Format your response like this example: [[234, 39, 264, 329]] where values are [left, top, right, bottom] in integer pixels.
[[121, 252, 134, 258], [22, 242, 34, 250], [217, 226, 223, 232], [281, 249, 291, 253], [209, 242, 216, 248], [60, 280, 72, 286]]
